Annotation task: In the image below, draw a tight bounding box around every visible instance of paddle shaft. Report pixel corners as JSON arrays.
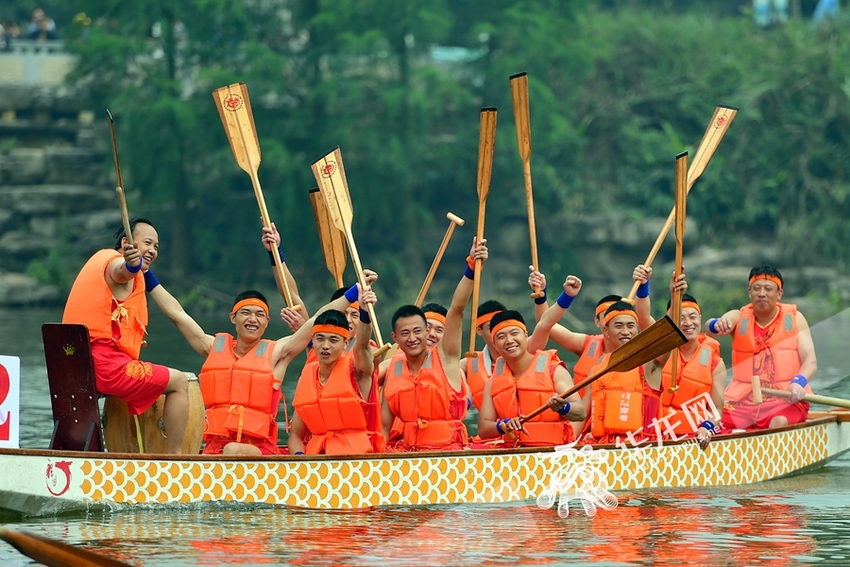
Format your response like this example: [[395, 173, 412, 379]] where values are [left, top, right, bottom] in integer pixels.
[[761, 387, 850, 410], [0, 527, 133, 567], [250, 171, 297, 309], [467, 199, 487, 356], [115, 187, 134, 247], [415, 212, 464, 307], [523, 160, 543, 298], [341, 221, 384, 347], [107, 111, 134, 247], [669, 152, 688, 393]]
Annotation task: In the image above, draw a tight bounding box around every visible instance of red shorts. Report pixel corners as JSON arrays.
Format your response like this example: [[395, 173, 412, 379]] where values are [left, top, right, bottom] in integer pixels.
[[722, 401, 810, 431], [202, 437, 280, 455], [90, 339, 170, 416]]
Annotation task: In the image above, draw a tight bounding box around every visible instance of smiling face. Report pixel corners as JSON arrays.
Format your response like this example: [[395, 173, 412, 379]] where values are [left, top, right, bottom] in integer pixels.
[[392, 315, 427, 358], [603, 315, 639, 350], [679, 306, 702, 342], [426, 318, 445, 348], [493, 324, 527, 360], [748, 278, 783, 316], [127, 223, 159, 270], [312, 331, 348, 365], [230, 305, 269, 341]]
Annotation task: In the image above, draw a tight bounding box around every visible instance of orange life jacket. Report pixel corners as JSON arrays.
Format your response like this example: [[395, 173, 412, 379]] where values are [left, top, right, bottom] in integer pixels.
[[199, 334, 279, 444], [489, 349, 574, 447], [293, 357, 385, 455], [590, 353, 660, 439], [727, 303, 810, 402], [383, 348, 468, 449], [466, 348, 495, 411], [572, 334, 604, 398], [660, 335, 720, 434], [62, 249, 147, 359]]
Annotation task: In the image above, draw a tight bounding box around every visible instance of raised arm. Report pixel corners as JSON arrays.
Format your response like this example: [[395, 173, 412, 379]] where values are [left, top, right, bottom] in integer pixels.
[[633, 264, 654, 330], [107, 244, 143, 286], [528, 268, 587, 354], [262, 223, 308, 315], [352, 285, 377, 393], [527, 275, 582, 354], [441, 238, 488, 361], [147, 281, 214, 357]]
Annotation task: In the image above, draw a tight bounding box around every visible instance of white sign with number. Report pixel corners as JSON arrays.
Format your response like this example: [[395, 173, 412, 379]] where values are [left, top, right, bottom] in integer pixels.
[[0, 355, 21, 448]]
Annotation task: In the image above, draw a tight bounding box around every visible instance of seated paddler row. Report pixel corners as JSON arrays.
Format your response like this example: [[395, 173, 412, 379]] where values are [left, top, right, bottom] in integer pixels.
[[59, 218, 817, 456]]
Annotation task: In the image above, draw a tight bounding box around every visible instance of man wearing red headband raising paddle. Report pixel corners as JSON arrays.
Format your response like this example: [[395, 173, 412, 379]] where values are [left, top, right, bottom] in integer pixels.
[[62, 218, 190, 454], [382, 237, 488, 451], [705, 265, 817, 430]]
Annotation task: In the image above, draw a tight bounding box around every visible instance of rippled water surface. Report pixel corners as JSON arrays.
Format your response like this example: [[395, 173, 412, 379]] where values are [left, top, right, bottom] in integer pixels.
[[2, 307, 850, 566]]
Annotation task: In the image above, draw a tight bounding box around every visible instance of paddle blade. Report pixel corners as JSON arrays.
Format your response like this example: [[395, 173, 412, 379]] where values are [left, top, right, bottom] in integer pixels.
[[476, 107, 498, 201], [309, 187, 347, 288], [0, 527, 133, 567], [212, 82, 262, 175], [509, 72, 531, 163], [312, 147, 353, 233], [687, 105, 737, 190], [603, 316, 687, 375]]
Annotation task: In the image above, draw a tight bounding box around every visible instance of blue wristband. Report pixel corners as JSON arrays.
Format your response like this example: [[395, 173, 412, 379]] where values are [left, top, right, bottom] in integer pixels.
[[144, 270, 160, 292], [294, 451, 305, 456], [268, 245, 285, 266], [791, 374, 808, 388], [708, 318, 719, 333], [464, 265, 475, 279], [534, 287, 548, 305], [556, 291, 575, 309], [359, 308, 371, 324], [467, 398, 472, 410], [636, 280, 650, 298], [344, 285, 359, 303], [495, 419, 507, 435], [699, 420, 716, 434], [125, 261, 142, 274], [557, 402, 571, 416]]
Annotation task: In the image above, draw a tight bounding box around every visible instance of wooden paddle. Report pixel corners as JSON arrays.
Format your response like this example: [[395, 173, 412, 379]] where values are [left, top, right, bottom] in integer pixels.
[[0, 527, 133, 567], [625, 105, 738, 303], [751, 376, 850, 410], [212, 82, 298, 310], [309, 187, 347, 288], [106, 109, 133, 247], [312, 147, 388, 356], [467, 107, 498, 358], [520, 315, 687, 423], [415, 212, 465, 306], [668, 151, 688, 394], [509, 72, 544, 299]]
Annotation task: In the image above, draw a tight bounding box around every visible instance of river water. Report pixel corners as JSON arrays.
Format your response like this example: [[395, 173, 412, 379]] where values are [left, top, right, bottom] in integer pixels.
[[2, 307, 850, 566]]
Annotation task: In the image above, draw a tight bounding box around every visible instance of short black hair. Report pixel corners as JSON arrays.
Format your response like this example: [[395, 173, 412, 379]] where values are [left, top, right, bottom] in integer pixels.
[[667, 293, 698, 311], [315, 309, 349, 329], [603, 301, 637, 321], [392, 304, 427, 331], [489, 310, 526, 333], [597, 294, 622, 307], [113, 217, 155, 250], [231, 290, 269, 311], [477, 300, 506, 326], [748, 265, 784, 288], [330, 286, 354, 301], [421, 303, 447, 317]]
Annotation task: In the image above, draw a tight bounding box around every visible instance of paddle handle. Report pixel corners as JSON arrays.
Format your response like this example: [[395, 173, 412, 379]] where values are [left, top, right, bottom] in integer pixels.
[[342, 223, 385, 348], [523, 161, 544, 299], [761, 387, 850, 410], [415, 212, 464, 307], [250, 171, 298, 310], [466, 201, 487, 358], [115, 186, 134, 247]]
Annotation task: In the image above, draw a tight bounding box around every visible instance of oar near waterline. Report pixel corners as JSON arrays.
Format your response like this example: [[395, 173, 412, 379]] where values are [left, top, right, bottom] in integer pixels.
[[510, 72, 543, 299], [466, 108, 498, 358], [519, 316, 687, 424], [309, 187, 347, 288], [312, 147, 389, 357], [625, 105, 738, 303], [668, 151, 688, 394], [752, 376, 850, 410], [415, 212, 466, 306], [212, 82, 298, 309], [0, 527, 133, 567]]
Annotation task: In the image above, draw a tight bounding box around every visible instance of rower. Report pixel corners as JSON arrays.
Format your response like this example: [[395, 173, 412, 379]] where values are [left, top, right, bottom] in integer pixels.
[[62, 218, 189, 454], [381, 238, 487, 451], [465, 300, 506, 411], [706, 265, 817, 430], [288, 285, 385, 455], [477, 275, 586, 446]]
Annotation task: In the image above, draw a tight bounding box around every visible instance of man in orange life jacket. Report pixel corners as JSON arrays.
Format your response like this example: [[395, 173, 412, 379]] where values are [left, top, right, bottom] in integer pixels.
[[381, 237, 488, 451], [477, 275, 587, 446], [288, 285, 385, 455], [581, 272, 687, 445], [465, 300, 507, 411], [705, 265, 817, 430], [62, 218, 190, 454], [147, 274, 364, 455]]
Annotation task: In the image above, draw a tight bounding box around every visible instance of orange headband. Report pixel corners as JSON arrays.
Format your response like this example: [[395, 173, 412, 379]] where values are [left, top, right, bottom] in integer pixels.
[[603, 309, 638, 327], [476, 311, 500, 328], [312, 324, 349, 338], [749, 274, 782, 290], [595, 300, 617, 318], [349, 301, 360, 310], [681, 300, 701, 314], [491, 319, 527, 337], [425, 312, 446, 325], [232, 298, 269, 316]]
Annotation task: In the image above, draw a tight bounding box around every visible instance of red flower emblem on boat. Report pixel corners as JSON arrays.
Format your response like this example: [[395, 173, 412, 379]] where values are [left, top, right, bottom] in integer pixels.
[[321, 162, 336, 177], [714, 116, 727, 128], [45, 460, 72, 497], [224, 94, 243, 112]]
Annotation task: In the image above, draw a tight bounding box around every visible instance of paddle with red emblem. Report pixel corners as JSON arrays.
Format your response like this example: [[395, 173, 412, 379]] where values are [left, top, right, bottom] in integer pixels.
[[0, 526, 134, 567]]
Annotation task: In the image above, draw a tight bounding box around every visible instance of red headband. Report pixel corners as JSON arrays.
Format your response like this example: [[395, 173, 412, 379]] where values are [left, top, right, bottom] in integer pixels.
[[603, 309, 638, 327], [232, 298, 269, 316], [476, 311, 500, 328], [681, 300, 701, 314], [491, 319, 527, 337], [749, 274, 782, 290], [312, 324, 349, 338], [595, 300, 617, 318], [425, 312, 446, 325]]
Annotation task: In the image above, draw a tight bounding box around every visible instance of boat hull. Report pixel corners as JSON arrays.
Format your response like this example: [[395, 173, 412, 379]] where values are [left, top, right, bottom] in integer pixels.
[[2, 417, 849, 516]]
